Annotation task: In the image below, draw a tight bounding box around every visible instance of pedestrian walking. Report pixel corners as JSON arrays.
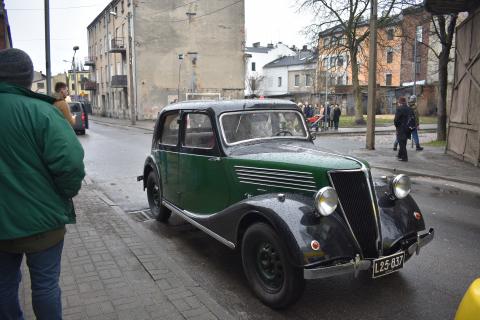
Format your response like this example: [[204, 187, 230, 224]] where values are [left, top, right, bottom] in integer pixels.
[[0, 48, 85, 320], [333, 104, 342, 130], [394, 96, 415, 161], [53, 81, 76, 125]]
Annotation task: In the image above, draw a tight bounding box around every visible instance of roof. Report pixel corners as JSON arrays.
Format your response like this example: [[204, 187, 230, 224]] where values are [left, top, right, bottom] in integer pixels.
[[162, 99, 298, 114], [424, 0, 480, 14], [87, 0, 121, 30], [263, 51, 317, 68], [245, 46, 272, 54]]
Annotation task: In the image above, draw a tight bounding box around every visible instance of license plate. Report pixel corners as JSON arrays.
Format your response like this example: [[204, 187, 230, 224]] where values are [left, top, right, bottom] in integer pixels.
[[372, 251, 405, 278]]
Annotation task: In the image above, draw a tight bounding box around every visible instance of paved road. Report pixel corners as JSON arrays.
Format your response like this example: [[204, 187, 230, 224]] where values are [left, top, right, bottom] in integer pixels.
[[79, 122, 480, 320]]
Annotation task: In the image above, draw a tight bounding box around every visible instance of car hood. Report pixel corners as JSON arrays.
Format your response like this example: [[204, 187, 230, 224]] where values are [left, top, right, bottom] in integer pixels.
[[227, 141, 365, 172]]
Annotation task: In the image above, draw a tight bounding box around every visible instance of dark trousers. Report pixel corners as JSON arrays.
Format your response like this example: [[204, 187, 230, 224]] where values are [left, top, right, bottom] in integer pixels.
[[334, 120, 339, 130], [397, 138, 408, 161]]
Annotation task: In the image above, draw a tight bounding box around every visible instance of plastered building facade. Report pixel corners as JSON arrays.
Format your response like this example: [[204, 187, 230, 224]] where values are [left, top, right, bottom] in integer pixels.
[[86, 0, 245, 120]]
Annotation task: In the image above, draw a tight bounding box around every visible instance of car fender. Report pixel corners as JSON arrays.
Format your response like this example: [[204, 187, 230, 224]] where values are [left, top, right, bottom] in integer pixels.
[[142, 155, 159, 190], [199, 193, 358, 268], [375, 184, 426, 254]]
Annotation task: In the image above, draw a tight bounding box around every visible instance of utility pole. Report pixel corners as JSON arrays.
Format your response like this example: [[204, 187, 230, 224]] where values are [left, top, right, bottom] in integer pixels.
[[128, 11, 135, 125], [325, 63, 328, 130], [366, 0, 377, 150], [177, 54, 183, 102], [72, 46, 79, 100], [44, 0, 52, 95]]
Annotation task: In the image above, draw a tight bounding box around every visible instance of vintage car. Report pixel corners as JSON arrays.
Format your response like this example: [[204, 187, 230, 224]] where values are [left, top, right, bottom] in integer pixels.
[[139, 99, 434, 308]]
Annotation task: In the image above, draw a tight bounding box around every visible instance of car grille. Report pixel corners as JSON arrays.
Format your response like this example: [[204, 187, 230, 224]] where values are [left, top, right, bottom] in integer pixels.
[[234, 166, 317, 192], [329, 170, 379, 258]]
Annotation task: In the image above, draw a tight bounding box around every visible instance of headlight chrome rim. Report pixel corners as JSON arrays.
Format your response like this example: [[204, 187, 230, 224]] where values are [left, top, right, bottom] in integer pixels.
[[392, 174, 411, 199], [314, 187, 338, 216]]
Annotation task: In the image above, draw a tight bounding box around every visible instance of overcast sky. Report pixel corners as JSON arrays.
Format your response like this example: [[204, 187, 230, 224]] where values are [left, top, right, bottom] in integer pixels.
[[5, 0, 314, 75]]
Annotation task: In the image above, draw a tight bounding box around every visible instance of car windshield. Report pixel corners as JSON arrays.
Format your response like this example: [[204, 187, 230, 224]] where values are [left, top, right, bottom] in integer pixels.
[[220, 110, 307, 145]]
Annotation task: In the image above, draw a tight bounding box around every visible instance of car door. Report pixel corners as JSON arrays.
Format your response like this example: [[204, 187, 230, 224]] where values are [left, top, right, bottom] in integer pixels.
[[178, 111, 230, 214], [155, 111, 181, 206]]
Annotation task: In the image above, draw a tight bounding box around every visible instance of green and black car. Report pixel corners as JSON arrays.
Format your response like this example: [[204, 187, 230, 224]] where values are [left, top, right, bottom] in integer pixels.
[[139, 99, 434, 308]]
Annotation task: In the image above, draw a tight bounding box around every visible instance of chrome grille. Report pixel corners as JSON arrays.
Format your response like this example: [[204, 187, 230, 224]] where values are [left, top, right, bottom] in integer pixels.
[[329, 170, 379, 258], [234, 166, 317, 192]]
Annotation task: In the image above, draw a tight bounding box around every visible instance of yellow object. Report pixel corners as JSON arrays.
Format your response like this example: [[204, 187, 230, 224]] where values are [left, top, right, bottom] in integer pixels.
[[455, 278, 480, 320]]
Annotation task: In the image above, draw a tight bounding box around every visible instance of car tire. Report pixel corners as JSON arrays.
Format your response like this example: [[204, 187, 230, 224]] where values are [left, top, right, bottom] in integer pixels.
[[79, 129, 86, 135], [146, 171, 171, 222], [241, 223, 305, 309]]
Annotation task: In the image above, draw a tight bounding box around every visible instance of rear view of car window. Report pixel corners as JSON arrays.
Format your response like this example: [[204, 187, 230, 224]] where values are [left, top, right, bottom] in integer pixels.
[[160, 113, 179, 146], [69, 103, 81, 113], [184, 113, 215, 149]]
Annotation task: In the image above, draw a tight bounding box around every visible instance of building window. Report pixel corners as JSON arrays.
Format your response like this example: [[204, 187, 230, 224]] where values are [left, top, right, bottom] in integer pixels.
[[337, 76, 344, 85], [251, 62, 256, 71], [386, 73, 392, 86], [37, 82, 45, 90], [330, 56, 336, 67], [305, 74, 312, 86], [337, 55, 344, 66], [323, 57, 329, 67], [278, 77, 282, 87], [294, 74, 300, 86], [324, 37, 330, 48], [387, 28, 394, 40], [415, 57, 421, 75], [387, 48, 393, 63]]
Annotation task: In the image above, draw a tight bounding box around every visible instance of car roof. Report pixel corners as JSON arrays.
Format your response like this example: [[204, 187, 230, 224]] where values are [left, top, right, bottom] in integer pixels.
[[162, 99, 299, 114]]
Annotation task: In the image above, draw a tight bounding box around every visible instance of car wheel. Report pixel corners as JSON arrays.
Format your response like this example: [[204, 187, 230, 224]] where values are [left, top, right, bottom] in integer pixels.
[[241, 223, 305, 309], [79, 129, 86, 135], [146, 171, 171, 222]]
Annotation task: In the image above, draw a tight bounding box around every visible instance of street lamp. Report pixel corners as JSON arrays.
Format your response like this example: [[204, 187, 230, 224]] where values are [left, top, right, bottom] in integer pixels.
[[177, 53, 184, 102], [72, 46, 79, 100]]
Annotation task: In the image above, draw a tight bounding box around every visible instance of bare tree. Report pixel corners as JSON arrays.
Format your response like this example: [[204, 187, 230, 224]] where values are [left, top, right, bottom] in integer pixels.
[[299, 0, 400, 124], [246, 75, 264, 97], [431, 14, 457, 140]]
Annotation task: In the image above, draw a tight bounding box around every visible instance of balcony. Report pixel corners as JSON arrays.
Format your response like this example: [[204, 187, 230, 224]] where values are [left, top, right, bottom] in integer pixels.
[[84, 81, 97, 90], [111, 75, 127, 88], [84, 56, 95, 66], [109, 37, 126, 54]]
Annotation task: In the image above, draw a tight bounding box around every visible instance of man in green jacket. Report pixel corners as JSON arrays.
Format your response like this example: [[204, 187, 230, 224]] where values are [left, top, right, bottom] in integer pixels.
[[0, 48, 85, 319]]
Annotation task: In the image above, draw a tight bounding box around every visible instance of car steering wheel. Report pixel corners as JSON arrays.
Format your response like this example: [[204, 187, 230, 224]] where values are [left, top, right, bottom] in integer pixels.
[[275, 130, 293, 136]]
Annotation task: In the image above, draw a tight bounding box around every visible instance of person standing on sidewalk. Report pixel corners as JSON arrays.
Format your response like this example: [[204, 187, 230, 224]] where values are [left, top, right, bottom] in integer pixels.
[[408, 95, 423, 151], [53, 82, 76, 125], [393, 95, 423, 151], [0, 48, 85, 320], [333, 104, 342, 130], [394, 96, 414, 161]]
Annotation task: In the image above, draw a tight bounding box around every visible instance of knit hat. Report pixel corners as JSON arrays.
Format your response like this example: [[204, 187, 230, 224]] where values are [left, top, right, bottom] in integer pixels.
[[0, 48, 34, 89]]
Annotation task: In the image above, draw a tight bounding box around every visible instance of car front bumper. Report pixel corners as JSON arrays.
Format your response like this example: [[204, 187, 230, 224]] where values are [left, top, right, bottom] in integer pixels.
[[304, 228, 435, 280]]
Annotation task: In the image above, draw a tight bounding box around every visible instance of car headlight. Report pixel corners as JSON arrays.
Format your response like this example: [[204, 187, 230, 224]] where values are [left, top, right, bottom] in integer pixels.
[[392, 174, 411, 199], [314, 187, 338, 216]]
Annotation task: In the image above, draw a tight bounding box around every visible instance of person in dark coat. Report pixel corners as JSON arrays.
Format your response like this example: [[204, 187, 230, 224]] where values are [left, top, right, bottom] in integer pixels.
[[394, 96, 414, 161], [333, 104, 341, 130]]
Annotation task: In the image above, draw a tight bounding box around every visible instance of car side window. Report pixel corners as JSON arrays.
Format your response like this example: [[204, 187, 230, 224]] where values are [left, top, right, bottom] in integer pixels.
[[184, 113, 215, 149], [160, 113, 180, 146]]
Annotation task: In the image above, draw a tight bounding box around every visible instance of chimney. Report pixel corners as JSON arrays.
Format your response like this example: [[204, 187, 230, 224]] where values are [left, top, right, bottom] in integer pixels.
[[253, 42, 260, 47], [290, 45, 297, 51], [302, 45, 308, 51], [267, 43, 274, 48]]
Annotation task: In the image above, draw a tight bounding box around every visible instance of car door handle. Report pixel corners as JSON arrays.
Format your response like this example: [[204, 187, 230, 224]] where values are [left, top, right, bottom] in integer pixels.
[[208, 157, 221, 162]]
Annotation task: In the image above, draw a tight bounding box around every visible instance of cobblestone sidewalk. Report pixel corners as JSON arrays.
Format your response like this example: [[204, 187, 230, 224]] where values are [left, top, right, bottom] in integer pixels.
[[19, 180, 234, 320]]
